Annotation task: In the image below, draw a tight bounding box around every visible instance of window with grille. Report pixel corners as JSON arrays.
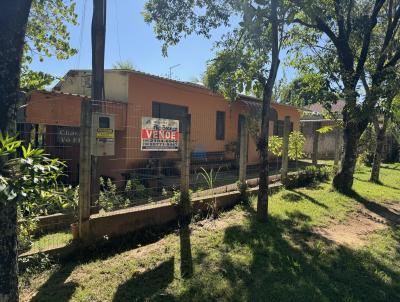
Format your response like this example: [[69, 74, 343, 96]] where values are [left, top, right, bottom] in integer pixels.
[[152, 102, 188, 132]]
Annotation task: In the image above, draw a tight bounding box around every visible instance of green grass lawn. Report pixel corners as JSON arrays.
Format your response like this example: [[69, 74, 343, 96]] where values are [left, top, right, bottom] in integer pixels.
[[20, 164, 400, 302], [28, 231, 73, 254]]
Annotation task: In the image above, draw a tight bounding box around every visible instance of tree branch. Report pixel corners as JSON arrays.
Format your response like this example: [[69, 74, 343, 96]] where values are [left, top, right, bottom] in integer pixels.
[[354, 0, 386, 82], [334, 0, 346, 40], [361, 70, 370, 95], [384, 48, 400, 68]]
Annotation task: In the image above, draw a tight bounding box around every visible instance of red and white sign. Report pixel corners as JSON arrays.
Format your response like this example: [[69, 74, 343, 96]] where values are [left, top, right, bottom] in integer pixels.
[[141, 117, 180, 151]]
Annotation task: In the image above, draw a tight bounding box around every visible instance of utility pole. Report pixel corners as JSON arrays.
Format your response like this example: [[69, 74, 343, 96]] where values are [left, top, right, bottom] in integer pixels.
[[78, 0, 106, 240], [91, 0, 107, 207], [92, 0, 106, 101]]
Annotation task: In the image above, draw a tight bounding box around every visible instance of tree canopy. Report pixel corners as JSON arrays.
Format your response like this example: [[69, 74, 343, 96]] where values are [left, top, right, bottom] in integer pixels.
[[22, 0, 78, 90]]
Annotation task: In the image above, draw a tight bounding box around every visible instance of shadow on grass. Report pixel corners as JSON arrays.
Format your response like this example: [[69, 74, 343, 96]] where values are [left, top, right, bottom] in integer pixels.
[[24, 223, 179, 302], [354, 177, 400, 191], [289, 189, 329, 209], [179, 224, 193, 278], [381, 164, 400, 171], [113, 258, 175, 302], [348, 190, 400, 224], [30, 263, 78, 302], [26, 189, 400, 302], [177, 203, 400, 301]]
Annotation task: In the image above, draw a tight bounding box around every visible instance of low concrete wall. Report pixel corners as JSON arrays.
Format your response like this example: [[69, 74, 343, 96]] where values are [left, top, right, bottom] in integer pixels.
[[89, 202, 178, 239], [19, 213, 75, 235], [88, 181, 283, 240], [27, 175, 280, 237]]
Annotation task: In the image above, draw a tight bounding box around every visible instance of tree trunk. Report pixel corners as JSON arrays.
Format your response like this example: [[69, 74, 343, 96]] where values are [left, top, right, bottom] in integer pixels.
[[0, 1, 32, 301], [370, 128, 384, 183], [0, 0, 32, 133], [257, 88, 272, 221], [332, 120, 360, 192], [256, 0, 279, 221], [370, 110, 390, 183], [0, 201, 18, 302]]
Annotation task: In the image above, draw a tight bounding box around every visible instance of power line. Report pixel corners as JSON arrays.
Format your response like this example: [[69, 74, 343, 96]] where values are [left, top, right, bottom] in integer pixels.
[[75, 0, 87, 69]]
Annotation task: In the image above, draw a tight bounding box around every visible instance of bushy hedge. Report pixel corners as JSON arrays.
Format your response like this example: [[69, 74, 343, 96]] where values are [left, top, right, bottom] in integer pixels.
[[283, 166, 331, 189]]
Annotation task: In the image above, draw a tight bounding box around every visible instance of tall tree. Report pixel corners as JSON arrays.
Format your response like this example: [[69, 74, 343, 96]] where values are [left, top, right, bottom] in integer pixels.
[[369, 74, 400, 182], [279, 73, 337, 107], [290, 0, 388, 192], [0, 1, 77, 300], [360, 0, 400, 182], [0, 2, 33, 300], [144, 0, 286, 220], [0, 1, 32, 133]]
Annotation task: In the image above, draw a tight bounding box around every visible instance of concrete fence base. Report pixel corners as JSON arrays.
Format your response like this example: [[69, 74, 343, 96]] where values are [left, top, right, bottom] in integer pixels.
[[88, 180, 282, 241]]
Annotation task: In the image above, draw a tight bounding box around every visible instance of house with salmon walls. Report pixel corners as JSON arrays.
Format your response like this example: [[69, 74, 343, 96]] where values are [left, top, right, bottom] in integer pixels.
[[20, 70, 300, 183]]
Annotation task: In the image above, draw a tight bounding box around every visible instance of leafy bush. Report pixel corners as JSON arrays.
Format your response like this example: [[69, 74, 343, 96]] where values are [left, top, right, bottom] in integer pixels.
[[98, 177, 151, 212], [0, 133, 65, 250], [170, 188, 193, 205], [283, 165, 331, 189], [236, 181, 249, 205], [269, 135, 283, 171], [288, 131, 305, 169]]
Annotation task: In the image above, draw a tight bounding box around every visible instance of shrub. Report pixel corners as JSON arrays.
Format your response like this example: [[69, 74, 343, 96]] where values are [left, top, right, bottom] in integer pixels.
[[170, 188, 193, 205], [236, 181, 249, 205], [288, 131, 306, 169], [0, 133, 65, 250], [283, 165, 331, 189]]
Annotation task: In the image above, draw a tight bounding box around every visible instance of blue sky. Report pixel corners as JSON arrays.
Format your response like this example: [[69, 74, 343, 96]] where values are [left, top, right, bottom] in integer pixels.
[[29, 0, 294, 85]]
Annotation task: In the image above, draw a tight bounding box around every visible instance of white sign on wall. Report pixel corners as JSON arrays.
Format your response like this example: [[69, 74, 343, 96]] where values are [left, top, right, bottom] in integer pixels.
[[141, 117, 179, 151]]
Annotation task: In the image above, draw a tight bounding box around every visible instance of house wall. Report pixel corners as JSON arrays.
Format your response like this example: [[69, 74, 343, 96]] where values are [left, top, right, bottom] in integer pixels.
[[124, 73, 240, 167], [24, 72, 301, 183], [56, 70, 129, 103], [25, 91, 128, 183], [123, 73, 301, 168]]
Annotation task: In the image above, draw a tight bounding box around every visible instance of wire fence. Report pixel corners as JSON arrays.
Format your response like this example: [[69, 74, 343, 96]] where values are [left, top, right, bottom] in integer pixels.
[[16, 121, 77, 255], [16, 99, 312, 255]]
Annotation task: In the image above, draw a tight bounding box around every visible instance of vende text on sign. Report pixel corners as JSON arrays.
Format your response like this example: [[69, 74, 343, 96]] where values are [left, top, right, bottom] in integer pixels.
[[141, 117, 179, 151]]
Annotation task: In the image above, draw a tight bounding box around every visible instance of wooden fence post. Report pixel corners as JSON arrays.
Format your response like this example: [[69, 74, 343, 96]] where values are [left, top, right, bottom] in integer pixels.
[[78, 100, 92, 240], [239, 118, 248, 184], [180, 114, 191, 224], [281, 116, 290, 181], [312, 121, 321, 166]]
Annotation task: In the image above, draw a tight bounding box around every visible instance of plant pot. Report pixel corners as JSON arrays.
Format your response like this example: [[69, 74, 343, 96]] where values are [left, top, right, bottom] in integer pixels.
[[71, 222, 79, 240]]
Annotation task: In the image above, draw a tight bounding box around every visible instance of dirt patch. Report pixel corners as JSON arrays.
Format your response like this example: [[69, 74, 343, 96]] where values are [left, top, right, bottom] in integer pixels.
[[315, 202, 400, 248]]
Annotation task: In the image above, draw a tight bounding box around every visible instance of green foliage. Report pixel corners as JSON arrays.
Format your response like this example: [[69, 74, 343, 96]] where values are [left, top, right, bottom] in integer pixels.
[[198, 167, 221, 218], [98, 178, 151, 212], [125, 179, 148, 200], [0, 133, 66, 249], [112, 60, 135, 70], [283, 165, 332, 189], [236, 180, 249, 205], [279, 74, 337, 107], [21, 0, 78, 90], [269, 135, 283, 157], [170, 188, 193, 205], [316, 126, 333, 134], [143, 0, 231, 56], [197, 167, 220, 190], [358, 124, 376, 166], [288, 131, 305, 166]]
